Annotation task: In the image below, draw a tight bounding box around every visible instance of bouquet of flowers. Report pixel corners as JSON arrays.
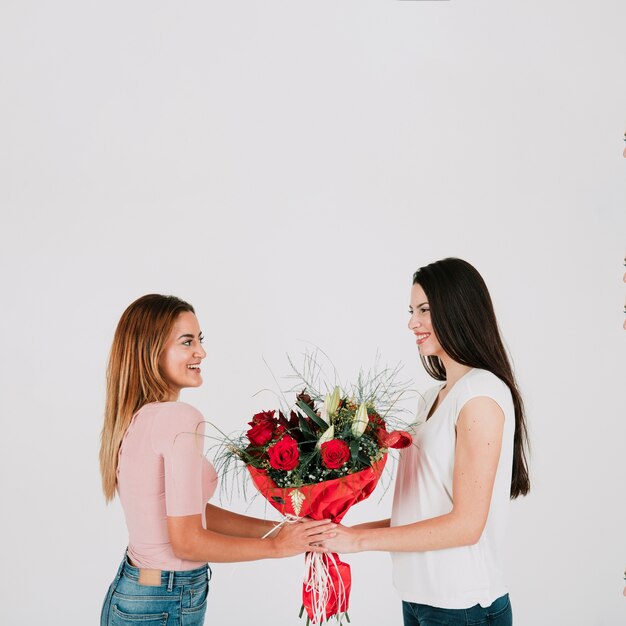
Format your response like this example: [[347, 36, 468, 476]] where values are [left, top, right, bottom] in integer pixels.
[[223, 358, 412, 624]]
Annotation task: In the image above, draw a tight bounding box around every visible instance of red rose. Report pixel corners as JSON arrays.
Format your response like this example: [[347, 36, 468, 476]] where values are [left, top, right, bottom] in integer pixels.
[[247, 410, 278, 446], [377, 429, 412, 449], [247, 421, 275, 446], [320, 439, 350, 469], [268, 436, 299, 471], [251, 410, 276, 425]]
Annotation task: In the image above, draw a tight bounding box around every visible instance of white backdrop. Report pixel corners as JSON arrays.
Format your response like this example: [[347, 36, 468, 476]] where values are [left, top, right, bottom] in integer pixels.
[[1, 1, 625, 625]]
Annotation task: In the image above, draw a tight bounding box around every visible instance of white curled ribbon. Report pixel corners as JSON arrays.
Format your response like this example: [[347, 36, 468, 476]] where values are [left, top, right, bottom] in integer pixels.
[[261, 513, 301, 539], [303, 551, 346, 624], [261, 514, 346, 623]]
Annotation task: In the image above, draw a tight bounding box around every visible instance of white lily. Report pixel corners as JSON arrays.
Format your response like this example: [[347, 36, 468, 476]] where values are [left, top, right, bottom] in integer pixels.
[[352, 402, 369, 438], [316, 424, 335, 448], [326, 386, 341, 416], [319, 404, 330, 425], [320, 386, 341, 423]]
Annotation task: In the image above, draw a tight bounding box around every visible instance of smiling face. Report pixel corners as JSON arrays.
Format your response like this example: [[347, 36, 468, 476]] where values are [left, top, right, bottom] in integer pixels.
[[159, 311, 206, 400], [408, 283, 445, 359]]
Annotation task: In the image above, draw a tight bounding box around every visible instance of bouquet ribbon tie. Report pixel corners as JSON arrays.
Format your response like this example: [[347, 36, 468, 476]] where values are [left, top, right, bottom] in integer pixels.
[[303, 551, 350, 624], [249, 456, 387, 623], [261, 513, 301, 539], [260, 512, 350, 622]]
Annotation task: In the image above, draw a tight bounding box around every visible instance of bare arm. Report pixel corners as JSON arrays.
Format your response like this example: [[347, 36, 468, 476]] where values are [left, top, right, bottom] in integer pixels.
[[203, 503, 276, 538], [168, 514, 336, 563], [324, 396, 504, 553], [353, 519, 390, 531]]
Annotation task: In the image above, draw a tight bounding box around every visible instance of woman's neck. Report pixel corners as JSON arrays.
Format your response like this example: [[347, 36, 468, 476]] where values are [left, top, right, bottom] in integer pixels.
[[439, 355, 472, 388]]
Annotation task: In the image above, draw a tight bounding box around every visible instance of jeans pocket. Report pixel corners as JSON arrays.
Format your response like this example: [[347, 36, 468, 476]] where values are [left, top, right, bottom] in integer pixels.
[[181, 579, 209, 626], [181, 598, 208, 626], [187, 578, 209, 609], [111, 603, 168, 625], [487, 595, 512, 625]]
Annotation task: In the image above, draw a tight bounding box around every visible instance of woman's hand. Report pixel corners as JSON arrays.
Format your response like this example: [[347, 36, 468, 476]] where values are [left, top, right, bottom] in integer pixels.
[[319, 524, 360, 554], [269, 519, 336, 557]]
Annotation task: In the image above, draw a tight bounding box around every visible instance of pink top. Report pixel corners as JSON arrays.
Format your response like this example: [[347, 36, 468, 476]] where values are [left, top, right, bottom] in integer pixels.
[[116, 401, 218, 570]]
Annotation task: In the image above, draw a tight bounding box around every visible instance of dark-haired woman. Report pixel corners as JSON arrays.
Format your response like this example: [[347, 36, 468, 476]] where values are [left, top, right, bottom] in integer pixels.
[[323, 258, 530, 626]]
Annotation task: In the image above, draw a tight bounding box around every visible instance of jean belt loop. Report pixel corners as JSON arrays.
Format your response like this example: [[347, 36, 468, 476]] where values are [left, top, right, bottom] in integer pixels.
[[167, 571, 174, 592], [116, 551, 127, 581]]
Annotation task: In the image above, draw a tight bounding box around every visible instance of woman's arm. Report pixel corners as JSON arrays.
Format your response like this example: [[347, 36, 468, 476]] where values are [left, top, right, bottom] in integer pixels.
[[324, 396, 504, 554], [353, 519, 390, 530], [168, 515, 335, 563], [155, 405, 335, 561], [203, 503, 276, 538]]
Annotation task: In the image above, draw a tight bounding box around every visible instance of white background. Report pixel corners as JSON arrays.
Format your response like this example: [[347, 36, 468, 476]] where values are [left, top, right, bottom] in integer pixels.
[[1, 1, 625, 625]]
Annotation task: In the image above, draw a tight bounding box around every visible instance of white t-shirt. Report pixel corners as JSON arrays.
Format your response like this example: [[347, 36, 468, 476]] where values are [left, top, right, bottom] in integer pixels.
[[390, 368, 514, 609]]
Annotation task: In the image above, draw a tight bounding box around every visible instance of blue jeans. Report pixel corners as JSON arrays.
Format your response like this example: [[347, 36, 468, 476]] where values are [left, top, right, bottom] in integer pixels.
[[402, 594, 512, 626], [101, 555, 211, 626]]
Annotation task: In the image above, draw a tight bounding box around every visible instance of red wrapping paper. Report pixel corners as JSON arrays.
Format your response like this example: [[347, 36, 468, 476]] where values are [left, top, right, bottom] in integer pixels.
[[248, 456, 387, 622]]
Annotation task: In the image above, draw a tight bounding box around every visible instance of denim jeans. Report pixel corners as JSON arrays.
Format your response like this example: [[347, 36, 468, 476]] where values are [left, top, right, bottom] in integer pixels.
[[402, 593, 512, 626], [101, 555, 211, 626]]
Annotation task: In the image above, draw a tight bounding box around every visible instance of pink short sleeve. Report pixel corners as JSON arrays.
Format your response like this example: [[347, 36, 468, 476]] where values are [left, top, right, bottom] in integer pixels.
[[151, 402, 207, 517]]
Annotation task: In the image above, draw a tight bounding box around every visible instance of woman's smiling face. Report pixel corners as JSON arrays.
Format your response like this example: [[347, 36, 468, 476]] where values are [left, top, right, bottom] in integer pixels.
[[408, 283, 444, 359], [159, 311, 206, 400]]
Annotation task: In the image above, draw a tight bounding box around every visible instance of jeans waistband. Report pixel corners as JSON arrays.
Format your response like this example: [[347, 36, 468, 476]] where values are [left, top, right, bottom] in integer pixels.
[[122, 557, 209, 586]]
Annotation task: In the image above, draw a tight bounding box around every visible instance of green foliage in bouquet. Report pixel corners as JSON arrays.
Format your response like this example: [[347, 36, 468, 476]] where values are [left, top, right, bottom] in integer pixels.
[[223, 352, 413, 490]]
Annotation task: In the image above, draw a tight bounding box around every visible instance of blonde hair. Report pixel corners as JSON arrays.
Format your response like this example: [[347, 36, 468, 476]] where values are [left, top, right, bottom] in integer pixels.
[[99, 294, 195, 502]]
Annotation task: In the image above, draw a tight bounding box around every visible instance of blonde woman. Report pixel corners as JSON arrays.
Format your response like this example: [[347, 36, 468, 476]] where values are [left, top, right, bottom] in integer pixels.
[[99, 294, 334, 626]]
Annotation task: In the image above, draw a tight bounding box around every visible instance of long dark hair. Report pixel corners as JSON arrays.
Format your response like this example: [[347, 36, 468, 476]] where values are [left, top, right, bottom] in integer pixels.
[[413, 258, 530, 499]]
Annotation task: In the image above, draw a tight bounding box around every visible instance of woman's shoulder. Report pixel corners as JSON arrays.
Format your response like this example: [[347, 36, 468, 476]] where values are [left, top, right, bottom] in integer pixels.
[[465, 368, 506, 386], [139, 400, 202, 415], [141, 401, 205, 433], [456, 369, 512, 406]]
